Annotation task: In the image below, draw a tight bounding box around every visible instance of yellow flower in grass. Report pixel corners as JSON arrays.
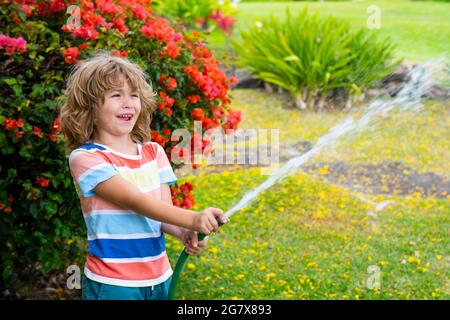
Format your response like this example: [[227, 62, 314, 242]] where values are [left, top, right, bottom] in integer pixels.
[[416, 266, 428, 273], [407, 256, 421, 264], [265, 272, 276, 282], [313, 211, 325, 219], [277, 279, 287, 286], [235, 274, 245, 281], [318, 165, 329, 175], [208, 247, 219, 254], [378, 260, 388, 267], [283, 288, 294, 298], [187, 263, 196, 270]]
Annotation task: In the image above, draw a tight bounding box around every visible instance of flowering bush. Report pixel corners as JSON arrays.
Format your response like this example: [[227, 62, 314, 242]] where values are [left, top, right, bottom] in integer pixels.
[[0, 0, 239, 291]]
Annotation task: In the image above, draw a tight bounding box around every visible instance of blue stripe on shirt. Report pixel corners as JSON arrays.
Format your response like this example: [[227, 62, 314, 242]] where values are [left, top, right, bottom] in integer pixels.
[[79, 144, 107, 151], [87, 234, 166, 259], [159, 167, 177, 186], [77, 164, 117, 196], [84, 213, 161, 236]]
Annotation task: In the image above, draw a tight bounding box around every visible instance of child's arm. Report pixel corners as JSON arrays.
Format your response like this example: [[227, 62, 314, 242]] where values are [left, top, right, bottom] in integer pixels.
[[94, 175, 226, 234]]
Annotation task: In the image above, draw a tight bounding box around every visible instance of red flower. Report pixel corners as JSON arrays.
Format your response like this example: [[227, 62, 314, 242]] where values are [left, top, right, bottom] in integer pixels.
[[163, 107, 173, 116], [191, 108, 204, 121], [36, 177, 49, 188], [21, 4, 33, 17], [166, 77, 177, 91], [15, 131, 24, 139], [162, 128, 172, 136], [16, 118, 23, 128], [181, 195, 195, 209], [79, 43, 90, 50], [161, 42, 180, 59], [158, 92, 174, 108], [159, 73, 166, 84], [51, 118, 61, 132], [112, 50, 128, 58], [212, 107, 225, 119], [132, 4, 148, 21], [0, 34, 27, 54], [3, 118, 24, 130], [37, 0, 66, 16], [202, 117, 219, 130], [187, 95, 200, 104], [229, 76, 238, 85], [222, 109, 242, 131], [209, 9, 236, 35], [32, 126, 43, 138], [113, 18, 128, 34], [63, 47, 80, 64], [3, 118, 17, 130], [140, 18, 182, 44], [180, 182, 193, 195], [47, 133, 58, 142], [151, 130, 169, 147]]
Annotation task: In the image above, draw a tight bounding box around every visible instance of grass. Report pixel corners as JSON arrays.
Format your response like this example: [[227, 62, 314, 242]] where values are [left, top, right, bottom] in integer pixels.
[[166, 169, 449, 299], [208, 0, 450, 62]]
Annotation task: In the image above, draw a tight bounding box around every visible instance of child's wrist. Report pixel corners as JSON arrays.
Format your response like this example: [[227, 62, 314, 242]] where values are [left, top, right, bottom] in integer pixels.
[[185, 210, 198, 230]]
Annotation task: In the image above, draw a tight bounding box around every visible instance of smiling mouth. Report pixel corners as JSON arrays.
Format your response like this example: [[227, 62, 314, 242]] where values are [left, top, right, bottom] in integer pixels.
[[116, 113, 134, 122]]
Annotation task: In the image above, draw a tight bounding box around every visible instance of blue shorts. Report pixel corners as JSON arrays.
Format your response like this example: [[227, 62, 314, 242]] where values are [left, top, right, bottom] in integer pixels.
[[82, 275, 172, 300]]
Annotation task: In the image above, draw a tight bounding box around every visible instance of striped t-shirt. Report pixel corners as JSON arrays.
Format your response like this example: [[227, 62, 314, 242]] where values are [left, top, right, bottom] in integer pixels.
[[68, 141, 177, 287]]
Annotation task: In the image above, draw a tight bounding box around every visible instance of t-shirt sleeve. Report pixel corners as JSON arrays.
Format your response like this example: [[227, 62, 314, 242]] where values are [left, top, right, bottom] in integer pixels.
[[156, 144, 177, 186], [68, 149, 118, 197]]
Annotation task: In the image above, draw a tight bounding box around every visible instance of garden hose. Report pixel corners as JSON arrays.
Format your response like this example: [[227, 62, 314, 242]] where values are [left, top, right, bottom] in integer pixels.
[[168, 233, 207, 300]]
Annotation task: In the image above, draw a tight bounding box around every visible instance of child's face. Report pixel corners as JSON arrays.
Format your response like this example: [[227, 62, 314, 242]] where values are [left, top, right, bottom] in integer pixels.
[[95, 80, 141, 140]]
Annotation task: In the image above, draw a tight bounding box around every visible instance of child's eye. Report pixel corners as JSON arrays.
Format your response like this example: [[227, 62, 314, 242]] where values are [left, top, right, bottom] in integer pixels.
[[112, 94, 120, 97]]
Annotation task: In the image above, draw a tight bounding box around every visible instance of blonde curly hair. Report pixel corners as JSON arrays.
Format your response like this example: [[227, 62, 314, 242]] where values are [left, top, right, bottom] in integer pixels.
[[59, 52, 156, 153]]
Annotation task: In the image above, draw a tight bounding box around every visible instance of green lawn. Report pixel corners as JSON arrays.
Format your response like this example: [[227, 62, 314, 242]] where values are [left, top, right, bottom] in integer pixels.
[[208, 0, 450, 62], [167, 169, 449, 299]]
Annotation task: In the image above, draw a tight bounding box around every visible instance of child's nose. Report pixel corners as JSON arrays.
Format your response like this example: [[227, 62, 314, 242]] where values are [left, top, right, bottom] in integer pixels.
[[123, 96, 134, 106]]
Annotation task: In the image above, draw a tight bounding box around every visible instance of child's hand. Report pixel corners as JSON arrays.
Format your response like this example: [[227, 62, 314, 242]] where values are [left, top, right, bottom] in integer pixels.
[[182, 231, 209, 256], [192, 207, 229, 235]]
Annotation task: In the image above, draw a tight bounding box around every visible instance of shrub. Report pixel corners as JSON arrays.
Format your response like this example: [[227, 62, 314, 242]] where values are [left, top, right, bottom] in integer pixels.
[[0, 0, 239, 293], [154, 0, 237, 34], [233, 8, 400, 110]]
